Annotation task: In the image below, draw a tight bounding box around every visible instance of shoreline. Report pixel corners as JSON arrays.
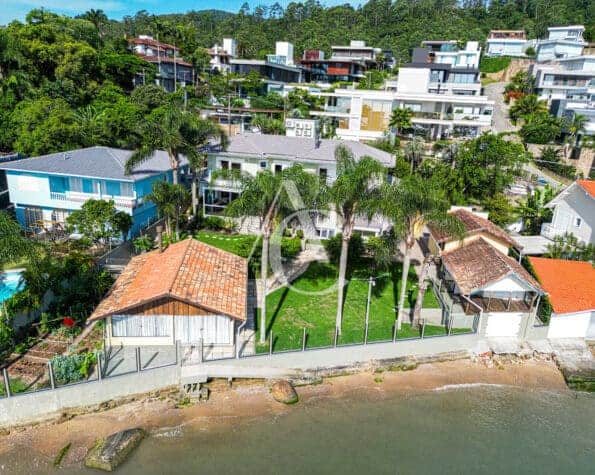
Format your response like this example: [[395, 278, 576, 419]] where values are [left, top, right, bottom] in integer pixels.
[[0, 357, 570, 469]]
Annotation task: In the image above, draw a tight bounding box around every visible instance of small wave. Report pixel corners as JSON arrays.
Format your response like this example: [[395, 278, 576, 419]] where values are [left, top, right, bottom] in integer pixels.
[[434, 383, 509, 392], [153, 426, 184, 438]]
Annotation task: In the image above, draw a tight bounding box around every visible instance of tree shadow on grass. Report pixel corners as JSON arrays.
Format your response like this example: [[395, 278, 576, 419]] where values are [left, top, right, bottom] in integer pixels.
[[265, 286, 290, 338]]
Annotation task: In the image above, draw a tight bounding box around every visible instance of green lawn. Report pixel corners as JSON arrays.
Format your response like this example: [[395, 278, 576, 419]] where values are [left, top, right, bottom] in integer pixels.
[[194, 231, 256, 257], [256, 262, 451, 353]]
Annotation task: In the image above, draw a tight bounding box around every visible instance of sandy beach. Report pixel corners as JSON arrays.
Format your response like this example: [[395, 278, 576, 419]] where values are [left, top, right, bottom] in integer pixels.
[[0, 358, 569, 468]]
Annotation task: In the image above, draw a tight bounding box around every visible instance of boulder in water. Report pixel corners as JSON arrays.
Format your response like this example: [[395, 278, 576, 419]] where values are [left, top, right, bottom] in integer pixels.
[[271, 380, 298, 404], [85, 428, 145, 472]]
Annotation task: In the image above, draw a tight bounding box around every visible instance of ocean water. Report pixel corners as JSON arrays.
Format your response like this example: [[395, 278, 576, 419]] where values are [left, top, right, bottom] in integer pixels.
[[0, 271, 22, 303], [3, 385, 594, 474]]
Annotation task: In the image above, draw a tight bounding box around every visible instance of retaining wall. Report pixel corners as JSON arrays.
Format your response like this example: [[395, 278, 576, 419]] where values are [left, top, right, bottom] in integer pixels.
[[0, 365, 179, 428]]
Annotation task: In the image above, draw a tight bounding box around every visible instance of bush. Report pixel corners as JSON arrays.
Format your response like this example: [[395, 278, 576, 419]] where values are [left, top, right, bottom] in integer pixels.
[[133, 235, 154, 253], [51, 352, 96, 385], [203, 216, 226, 231], [281, 237, 301, 259], [479, 56, 511, 73], [537, 147, 577, 179], [323, 233, 365, 267], [520, 113, 563, 144]]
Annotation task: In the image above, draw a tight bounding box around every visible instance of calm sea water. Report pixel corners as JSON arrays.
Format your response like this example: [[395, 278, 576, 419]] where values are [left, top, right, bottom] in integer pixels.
[[0, 271, 22, 303], [2, 385, 594, 474]]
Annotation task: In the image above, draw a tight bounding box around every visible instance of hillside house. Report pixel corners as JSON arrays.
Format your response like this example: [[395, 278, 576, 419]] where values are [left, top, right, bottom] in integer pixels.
[[0, 146, 188, 237]]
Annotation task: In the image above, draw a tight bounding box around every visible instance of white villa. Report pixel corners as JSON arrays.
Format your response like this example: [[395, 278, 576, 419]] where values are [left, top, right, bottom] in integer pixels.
[[202, 119, 394, 238]]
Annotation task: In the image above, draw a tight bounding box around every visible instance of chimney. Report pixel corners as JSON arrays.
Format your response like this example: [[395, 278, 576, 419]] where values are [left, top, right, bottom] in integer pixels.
[[156, 225, 164, 252]]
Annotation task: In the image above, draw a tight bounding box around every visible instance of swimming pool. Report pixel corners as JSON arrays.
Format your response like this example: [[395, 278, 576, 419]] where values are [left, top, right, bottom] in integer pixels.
[[0, 271, 24, 303]]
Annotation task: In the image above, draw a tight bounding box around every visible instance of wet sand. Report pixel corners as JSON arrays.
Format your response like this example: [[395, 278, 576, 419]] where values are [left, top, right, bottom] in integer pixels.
[[0, 358, 569, 468]]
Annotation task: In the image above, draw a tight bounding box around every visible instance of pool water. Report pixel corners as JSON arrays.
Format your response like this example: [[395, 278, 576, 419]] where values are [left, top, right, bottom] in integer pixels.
[[0, 271, 23, 303]]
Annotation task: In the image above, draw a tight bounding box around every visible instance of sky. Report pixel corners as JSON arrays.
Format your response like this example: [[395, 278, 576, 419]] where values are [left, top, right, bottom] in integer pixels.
[[1, 1, 359, 25]]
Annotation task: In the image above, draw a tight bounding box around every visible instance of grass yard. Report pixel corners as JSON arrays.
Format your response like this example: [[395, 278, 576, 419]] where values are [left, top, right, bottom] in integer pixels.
[[256, 262, 453, 353], [194, 231, 257, 257]]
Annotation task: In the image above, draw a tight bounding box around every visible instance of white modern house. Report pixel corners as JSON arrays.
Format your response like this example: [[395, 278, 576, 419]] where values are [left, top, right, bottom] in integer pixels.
[[531, 55, 595, 136], [208, 38, 237, 73], [529, 257, 595, 339], [311, 43, 493, 141], [535, 25, 587, 62], [202, 118, 394, 238], [541, 180, 595, 244], [485, 30, 532, 57]]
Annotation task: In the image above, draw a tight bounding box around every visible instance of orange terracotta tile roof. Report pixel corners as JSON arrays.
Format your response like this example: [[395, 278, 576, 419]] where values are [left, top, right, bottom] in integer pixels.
[[528, 257, 595, 314], [429, 208, 518, 248], [577, 180, 595, 199], [441, 238, 543, 295], [90, 238, 247, 321]]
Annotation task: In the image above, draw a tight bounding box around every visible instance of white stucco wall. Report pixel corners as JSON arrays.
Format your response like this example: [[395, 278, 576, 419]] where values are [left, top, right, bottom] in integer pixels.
[[547, 310, 594, 339], [396, 68, 430, 94]]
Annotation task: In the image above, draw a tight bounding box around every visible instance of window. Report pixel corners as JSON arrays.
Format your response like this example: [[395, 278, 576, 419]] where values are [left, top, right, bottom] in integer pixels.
[[51, 209, 69, 223], [319, 168, 328, 181], [219, 160, 230, 170], [231, 162, 241, 171], [575, 217, 582, 227], [259, 160, 268, 169], [274, 164, 283, 174], [68, 177, 83, 193], [120, 182, 134, 197]]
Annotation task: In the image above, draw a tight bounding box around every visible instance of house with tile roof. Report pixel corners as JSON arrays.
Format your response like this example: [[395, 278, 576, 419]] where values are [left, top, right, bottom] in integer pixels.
[[427, 207, 518, 257], [89, 238, 248, 352], [439, 238, 544, 338], [0, 146, 189, 237], [529, 257, 595, 339], [541, 179, 595, 245], [203, 127, 394, 238]]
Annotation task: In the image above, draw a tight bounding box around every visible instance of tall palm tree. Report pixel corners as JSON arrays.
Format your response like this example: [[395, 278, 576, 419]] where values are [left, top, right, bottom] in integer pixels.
[[509, 94, 548, 125], [328, 146, 386, 334], [222, 164, 321, 343], [146, 181, 191, 238], [380, 175, 462, 330], [125, 107, 225, 185], [389, 107, 413, 136], [515, 184, 556, 235]]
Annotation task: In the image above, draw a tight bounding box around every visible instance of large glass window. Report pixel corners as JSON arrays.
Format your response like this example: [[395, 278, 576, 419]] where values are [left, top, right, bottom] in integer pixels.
[[120, 182, 134, 197]]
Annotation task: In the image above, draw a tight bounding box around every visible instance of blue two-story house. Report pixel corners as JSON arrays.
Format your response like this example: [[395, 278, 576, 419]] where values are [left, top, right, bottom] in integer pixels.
[[0, 146, 188, 237]]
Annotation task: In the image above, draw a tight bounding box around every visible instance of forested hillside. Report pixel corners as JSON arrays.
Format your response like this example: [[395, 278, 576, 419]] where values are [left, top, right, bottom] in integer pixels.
[[0, 1, 593, 156]]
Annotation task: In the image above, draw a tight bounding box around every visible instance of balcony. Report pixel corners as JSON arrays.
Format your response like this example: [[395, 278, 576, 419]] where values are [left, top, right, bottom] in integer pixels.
[[49, 191, 137, 209]]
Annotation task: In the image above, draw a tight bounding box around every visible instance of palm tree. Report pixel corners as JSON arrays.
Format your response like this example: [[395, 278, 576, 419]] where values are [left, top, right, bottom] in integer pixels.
[[125, 107, 225, 185], [389, 107, 413, 136], [328, 146, 386, 334], [564, 113, 588, 147], [515, 184, 556, 235], [403, 136, 425, 173], [222, 164, 321, 343], [509, 94, 547, 125], [146, 181, 191, 238], [380, 175, 462, 330]]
